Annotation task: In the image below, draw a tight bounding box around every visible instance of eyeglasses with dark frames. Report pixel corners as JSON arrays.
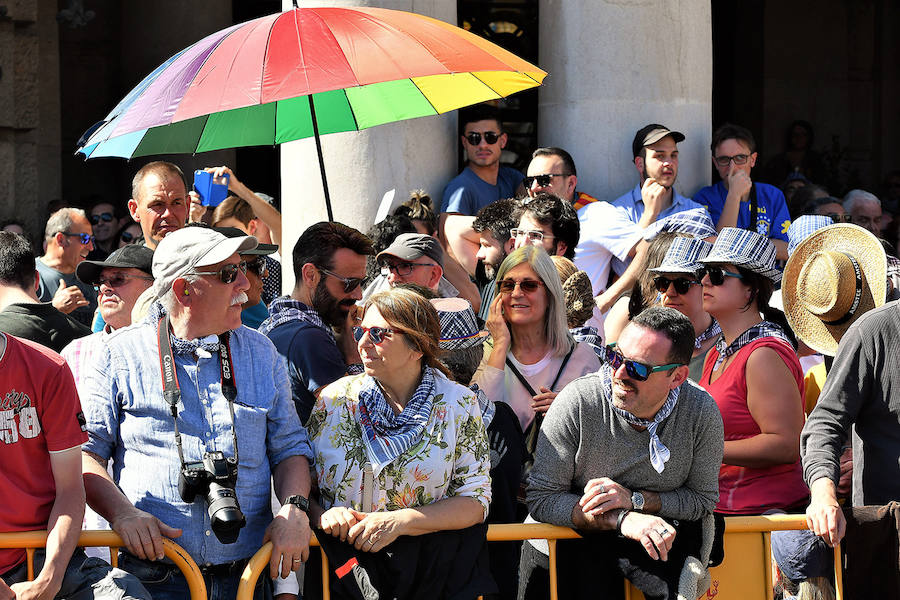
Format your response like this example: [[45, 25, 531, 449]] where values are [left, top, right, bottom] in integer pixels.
[[319, 268, 364, 293], [353, 325, 397, 345], [825, 213, 853, 223], [120, 231, 138, 244], [90, 213, 115, 225], [713, 154, 751, 167], [379, 262, 437, 278], [497, 279, 545, 294], [522, 173, 570, 188], [59, 232, 94, 245], [191, 260, 248, 284], [600, 344, 682, 382], [93, 273, 154, 292], [697, 266, 745, 286], [464, 131, 501, 145], [653, 276, 700, 295]]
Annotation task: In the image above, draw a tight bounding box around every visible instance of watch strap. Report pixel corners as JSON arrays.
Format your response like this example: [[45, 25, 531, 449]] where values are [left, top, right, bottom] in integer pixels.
[[285, 494, 310, 514]]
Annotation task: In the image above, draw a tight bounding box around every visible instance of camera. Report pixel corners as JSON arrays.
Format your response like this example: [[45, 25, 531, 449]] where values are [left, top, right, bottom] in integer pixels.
[[178, 451, 246, 544]]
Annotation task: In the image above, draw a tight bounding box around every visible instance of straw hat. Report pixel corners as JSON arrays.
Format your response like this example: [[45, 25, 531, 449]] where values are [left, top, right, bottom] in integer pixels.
[[782, 224, 886, 356]]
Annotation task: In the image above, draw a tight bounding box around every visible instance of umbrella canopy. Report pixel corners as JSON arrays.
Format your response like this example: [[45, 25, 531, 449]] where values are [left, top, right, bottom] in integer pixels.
[[76, 6, 546, 160]]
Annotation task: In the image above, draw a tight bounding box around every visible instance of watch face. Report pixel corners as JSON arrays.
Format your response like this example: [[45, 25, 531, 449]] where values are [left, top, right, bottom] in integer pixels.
[[632, 492, 644, 510]]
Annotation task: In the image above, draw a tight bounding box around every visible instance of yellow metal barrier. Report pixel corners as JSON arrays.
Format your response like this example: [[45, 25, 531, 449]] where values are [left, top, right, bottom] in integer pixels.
[[237, 515, 843, 600], [0, 530, 207, 600]]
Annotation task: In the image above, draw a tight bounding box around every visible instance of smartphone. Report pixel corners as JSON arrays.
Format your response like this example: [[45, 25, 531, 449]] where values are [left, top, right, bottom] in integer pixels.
[[193, 170, 230, 207]]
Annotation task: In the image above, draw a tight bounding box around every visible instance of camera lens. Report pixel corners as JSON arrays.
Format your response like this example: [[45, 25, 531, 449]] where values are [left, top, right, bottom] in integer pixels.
[[207, 482, 246, 544]]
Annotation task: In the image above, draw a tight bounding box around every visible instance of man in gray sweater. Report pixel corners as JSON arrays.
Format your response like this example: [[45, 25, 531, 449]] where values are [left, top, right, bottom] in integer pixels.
[[522, 307, 723, 599]]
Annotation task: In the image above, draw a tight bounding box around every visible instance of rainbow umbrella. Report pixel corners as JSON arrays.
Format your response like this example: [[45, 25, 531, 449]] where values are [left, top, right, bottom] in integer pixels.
[[76, 4, 546, 219]]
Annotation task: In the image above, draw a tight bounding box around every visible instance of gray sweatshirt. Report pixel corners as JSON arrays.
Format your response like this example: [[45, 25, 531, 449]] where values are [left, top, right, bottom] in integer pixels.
[[527, 373, 724, 526]]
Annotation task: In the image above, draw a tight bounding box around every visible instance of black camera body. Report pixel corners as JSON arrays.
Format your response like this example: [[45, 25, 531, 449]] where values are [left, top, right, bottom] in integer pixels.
[[178, 451, 246, 544]]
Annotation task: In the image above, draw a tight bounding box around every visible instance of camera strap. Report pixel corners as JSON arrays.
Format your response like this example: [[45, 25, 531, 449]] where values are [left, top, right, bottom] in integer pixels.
[[157, 315, 240, 467]]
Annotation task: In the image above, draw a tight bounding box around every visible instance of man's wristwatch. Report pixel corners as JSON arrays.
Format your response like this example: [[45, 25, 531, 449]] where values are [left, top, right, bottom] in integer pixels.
[[631, 491, 645, 511], [284, 495, 310, 515]]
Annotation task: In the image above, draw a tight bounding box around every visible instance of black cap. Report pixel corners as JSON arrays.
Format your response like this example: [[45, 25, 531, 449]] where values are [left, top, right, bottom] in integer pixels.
[[76, 245, 155, 285], [632, 124, 685, 158], [214, 226, 277, 255]]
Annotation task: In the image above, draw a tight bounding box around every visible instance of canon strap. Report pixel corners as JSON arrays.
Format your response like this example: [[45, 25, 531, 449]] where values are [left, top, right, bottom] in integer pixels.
[[157, 315, 240, 466]]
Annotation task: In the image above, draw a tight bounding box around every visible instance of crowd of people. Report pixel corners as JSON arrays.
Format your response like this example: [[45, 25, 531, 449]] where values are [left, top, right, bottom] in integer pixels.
[[0, 102, 898, 600]]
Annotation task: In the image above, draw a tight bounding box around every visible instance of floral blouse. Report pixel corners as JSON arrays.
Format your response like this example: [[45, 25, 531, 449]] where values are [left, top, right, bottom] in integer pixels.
[[307, 372, 492, 518]]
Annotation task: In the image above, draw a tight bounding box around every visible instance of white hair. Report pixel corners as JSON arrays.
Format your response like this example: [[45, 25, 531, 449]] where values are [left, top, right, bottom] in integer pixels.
[[44, 208, 87, 241], [842, 189, 880, 213]]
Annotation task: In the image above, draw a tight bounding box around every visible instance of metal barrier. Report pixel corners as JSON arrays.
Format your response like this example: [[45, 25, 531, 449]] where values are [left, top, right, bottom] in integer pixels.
[[0, 530, 207, 600], [237, 515, 843, 600]]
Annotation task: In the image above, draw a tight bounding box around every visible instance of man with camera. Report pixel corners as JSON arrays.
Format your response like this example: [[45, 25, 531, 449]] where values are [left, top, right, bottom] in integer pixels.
[[81, 227, 314, 600]]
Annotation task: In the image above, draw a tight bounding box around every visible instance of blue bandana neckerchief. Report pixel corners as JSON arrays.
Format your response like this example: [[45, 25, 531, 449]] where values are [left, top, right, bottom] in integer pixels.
[[712, 321, 791, 371], [599, 364, 679, 474], [695, 318, 723, 349], [146, 302, 220, 355], [259, 296, 336, 344], [357, 367, 437, 476]]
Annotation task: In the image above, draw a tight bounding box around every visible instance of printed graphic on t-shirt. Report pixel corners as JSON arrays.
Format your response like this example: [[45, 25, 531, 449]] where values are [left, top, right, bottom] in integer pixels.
[[0, 390, 41, 444]]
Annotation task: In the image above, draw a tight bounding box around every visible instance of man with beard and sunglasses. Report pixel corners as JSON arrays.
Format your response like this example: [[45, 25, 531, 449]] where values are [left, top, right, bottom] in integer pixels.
[[522, 307, 723, 599], [261, 222, 374, 425]]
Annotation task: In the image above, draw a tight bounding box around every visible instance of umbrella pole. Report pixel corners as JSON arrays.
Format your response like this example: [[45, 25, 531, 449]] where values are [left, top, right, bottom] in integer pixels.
[[307, 95, 335, 222]]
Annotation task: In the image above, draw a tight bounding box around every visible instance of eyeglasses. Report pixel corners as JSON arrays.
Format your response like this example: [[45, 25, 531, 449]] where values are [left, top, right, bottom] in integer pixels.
[[522, 173, 569, 188], [191, 260, 248, 284], [353, 325, 397, 345], [601, 344, 682, 382], [90, 213, 115, 225], [497, 278, 545, 294], [713, 154, 751, 167], [653, 276, 699, 295], [120, 231, 138, 244], [511, 228, 554, 243], [464, 131, 501, 146], [245, 257, 268, 278], [93, 273, 154, 292], [319, 268, 364, 293], [825, 213, 853, 223], [60, 232, 94, 245], [697, 266, 745, 286], [380, 262, 437, 278]]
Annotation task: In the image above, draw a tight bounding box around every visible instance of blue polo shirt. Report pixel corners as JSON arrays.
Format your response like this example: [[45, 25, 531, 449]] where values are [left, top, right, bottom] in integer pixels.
[[611, 184, 704, 224], [441, 166, 523, 215], [694, 181, 791, 241]]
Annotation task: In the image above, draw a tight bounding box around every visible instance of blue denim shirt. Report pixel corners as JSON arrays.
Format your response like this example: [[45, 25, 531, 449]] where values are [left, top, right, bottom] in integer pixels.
[[82, 315, 313, 565]]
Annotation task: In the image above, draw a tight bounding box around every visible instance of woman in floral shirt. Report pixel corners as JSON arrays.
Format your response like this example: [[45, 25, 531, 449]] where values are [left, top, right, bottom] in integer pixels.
[[307, 288, 491, 553]]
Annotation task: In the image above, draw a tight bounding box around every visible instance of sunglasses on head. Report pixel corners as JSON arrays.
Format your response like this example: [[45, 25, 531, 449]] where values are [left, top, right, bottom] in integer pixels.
[[464, 131, 501, 146], [825, 213, 853, 223], [319, 268, 364, 293], [90, 213, 115, 225], [245, 256, 268, 277], [353, 325, 396, 345], [522, 173, 569, 188], [653, 276, 699, 295], [601, 344, 682, 382], [497, 278, 544, 294], [93, 273, 153, 292], [191, 260, 247, 284], [60, 231, 94, 245], [697, 265, 745, 286]]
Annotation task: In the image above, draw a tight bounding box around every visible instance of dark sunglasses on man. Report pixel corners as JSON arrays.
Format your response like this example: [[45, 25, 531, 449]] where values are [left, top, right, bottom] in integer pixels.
[[600, 344, 682, 382], [60, 231, 94, 245], [464, 131, 501, 146], [191, 260, 248, 284], [90, 212, 115, 226], [696, 266, 745, 286], [522, 173, 569, 188], [245, 257, 268, 278], [92, 273, 154, 292], [825, 213, 853, 223], [319, 268, 364, 293], [653, 276, 699, 295]]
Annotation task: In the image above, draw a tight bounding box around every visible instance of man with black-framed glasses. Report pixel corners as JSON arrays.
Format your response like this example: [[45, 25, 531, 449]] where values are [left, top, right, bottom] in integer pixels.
[[35, 208, 98, 328]]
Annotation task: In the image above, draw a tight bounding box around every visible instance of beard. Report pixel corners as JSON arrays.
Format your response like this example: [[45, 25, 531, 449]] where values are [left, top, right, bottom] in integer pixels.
[[312, 278, 355, 328]]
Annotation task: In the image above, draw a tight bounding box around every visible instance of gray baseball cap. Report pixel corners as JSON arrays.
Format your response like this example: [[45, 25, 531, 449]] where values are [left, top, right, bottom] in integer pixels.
[[377, 233, 444, 267]]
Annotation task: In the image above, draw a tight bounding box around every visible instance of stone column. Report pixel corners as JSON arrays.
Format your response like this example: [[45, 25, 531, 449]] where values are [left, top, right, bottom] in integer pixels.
[[536, 0, 712, 201], [279, 0, 458, 291]]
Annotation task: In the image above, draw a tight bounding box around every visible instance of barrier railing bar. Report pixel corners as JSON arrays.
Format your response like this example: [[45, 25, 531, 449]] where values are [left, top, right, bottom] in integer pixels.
[[764, 531, 774, 600]]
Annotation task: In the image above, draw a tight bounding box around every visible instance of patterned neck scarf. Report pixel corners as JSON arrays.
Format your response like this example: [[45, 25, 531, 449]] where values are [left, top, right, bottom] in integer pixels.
[[599, 365, 679, 474], [712, 321, 792, 371], [695, 318, 722, 349], [259, 296, 336, 344], [357, 367, 437, 476], [147, 302, 221, 355]]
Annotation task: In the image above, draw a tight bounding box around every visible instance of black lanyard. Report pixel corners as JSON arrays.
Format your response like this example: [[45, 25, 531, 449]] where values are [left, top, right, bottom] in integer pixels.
[[157, 315, 240, 466]]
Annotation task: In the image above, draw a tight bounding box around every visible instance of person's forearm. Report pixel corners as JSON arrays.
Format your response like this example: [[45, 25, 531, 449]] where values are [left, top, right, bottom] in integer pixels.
[[38, 488, 85, 592], [772, 239, 788, 261], [716, 192, 743, 231], [232, 178, 283, 250], [82, 451, 138, 523], [273, 455, 313, 503], [724, 433, 799, 468], [439, 214, 479, 276], [392, 496, 484, 536], [810, 477, 839, 505], [442, 255, 481, 312]]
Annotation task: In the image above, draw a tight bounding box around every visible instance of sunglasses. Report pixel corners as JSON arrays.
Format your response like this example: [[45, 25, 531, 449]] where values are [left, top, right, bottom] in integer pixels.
[[353, 325, 397, 345], [697, 266, 745, 286], [90, 213, 115, 225], [191, 260, 248, 284], [245, 256, 268, 278], [601, 344, 682, 382], [120, 231, 138, 244], [497, 278, 545, 294], [380, 262, 437, 278], [60, 231, 94, 245], [511, 228, 554, 243], [713, 154, 751, 167], [653, 276, 699, 295], [825, 213, 853, 223], [93, 273, 154, 292], [464, 131, 501, 145], [319, 268, 364, 293], [522, 173, 569, 188]]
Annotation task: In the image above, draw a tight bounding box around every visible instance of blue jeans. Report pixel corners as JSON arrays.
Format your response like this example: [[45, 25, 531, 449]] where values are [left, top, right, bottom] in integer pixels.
[[118, 552, 273, 600], [1, 548, 151, 600]]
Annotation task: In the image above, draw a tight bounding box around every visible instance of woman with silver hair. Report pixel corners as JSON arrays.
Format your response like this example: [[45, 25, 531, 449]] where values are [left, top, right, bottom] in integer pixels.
[[472, 246, 600, 436]]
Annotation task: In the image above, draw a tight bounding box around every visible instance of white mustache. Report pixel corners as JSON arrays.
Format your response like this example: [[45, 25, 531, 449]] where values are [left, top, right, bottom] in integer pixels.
[[231, 292, 248, 306]]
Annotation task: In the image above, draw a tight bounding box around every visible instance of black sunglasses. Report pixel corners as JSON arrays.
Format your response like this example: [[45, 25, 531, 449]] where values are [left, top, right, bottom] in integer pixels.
[[352, 325, 396, 345], [120, 231, 137, 243], [464, 131, 501, 145], [653, 276, 699, 295], [601, 344, 682, 382], [93, 273, 154, 292], [191, 260, 248, 284], [825, 213, 853, 223], [697, 266, 744, 286], [319, 268, 364, 293], [497, 279, 544, 294], [90, 213, 115, 225], [522, 173, 569, 188], [245, 256, 268, 277]]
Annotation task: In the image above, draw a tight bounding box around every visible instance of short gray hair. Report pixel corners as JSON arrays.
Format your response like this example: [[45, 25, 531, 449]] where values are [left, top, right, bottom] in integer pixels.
[[843, 189, 880, 213], [159, 273, 201, 314], [44, 208, 86, 242]]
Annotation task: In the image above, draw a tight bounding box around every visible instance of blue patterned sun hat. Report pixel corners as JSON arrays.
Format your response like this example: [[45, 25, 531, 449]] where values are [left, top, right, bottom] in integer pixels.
[[643, 207, 717, 241], [700, 227, 781, 282], [650, 237, 713, 275], [430, 297, 489, 350], [787, 215, 833, 256]]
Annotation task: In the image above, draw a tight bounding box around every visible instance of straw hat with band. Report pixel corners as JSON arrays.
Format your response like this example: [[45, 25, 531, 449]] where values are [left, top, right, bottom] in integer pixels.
[[782, 223, 886, 356], [699, 227, 782, 283]]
